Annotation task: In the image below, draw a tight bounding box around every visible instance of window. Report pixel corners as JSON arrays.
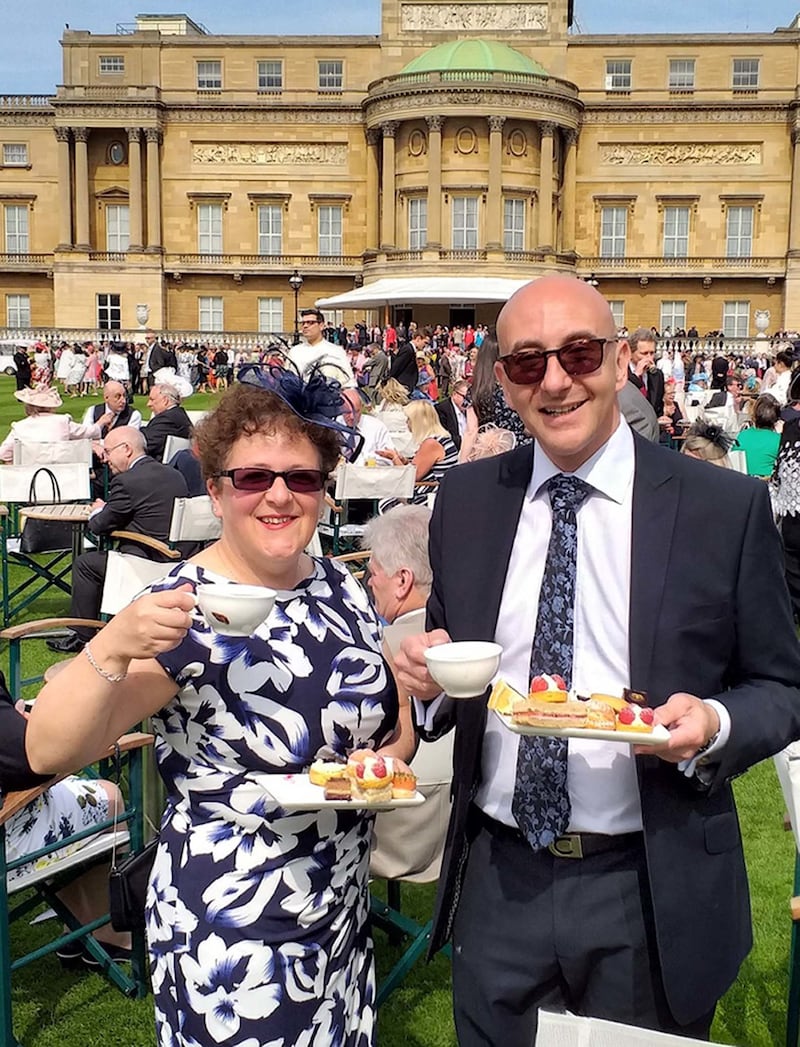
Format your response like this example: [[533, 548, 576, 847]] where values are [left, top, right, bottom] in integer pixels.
[[600, 206, 627, 258], [258, 297, 284, 333], [608, 301, 625, 331], [257, 60, 283, 92], [2, 143, 28, 166], [732, 58, 759, 91], [97, 293, 121, 331], [318, 205, 343, 256], [723, 301, 749, 338], [199, 296, 224, 332], [5, 205, 28, 254], [318, 60, 343, 92], [668, 59, 695, 91], [663, 206, 690, 259], [6, 294, 30, 327], [726, 205, 754, 258], [197, 203, 223, 254], [106, 204, 129, 252], [605, 59, 632, 92], [99, 56, 124, 74], [257, 205, 282, 256], [452, 196, 478, 250], [660, 301, 687, 333], [196, 61, 222, 91], [503, 198, 525, 251], [408, 197, 427, 250]]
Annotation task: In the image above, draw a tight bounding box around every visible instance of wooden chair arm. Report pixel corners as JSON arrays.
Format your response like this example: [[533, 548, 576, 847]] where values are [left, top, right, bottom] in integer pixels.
[[791, 896, 800, 922], [0, 618, 106, 641], [110, 531, 180, 559], [332, 550, 371, 565]]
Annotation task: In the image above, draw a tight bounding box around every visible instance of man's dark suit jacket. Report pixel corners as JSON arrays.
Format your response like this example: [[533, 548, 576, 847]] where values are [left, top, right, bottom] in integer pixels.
[[628, 366, 665, 416], [388, 342, 419, 394], [0, 673, 49, 794], [142, 405, 193, 460], [422, 435, 800, 1026], [88, 455, 188, 558], [434, 398, 463, 450]]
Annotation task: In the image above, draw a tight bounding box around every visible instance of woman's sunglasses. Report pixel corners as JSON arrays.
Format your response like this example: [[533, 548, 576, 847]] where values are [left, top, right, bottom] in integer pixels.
[[498, 337, 618, 386], [217, 468, 327, 493]]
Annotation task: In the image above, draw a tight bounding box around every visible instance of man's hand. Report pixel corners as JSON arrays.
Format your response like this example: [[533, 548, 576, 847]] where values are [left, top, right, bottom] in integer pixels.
[[634, 358, 650, 377], [90, 498, 106, 511], [636, 692, 720, 763], [394, 628, 452, 701]]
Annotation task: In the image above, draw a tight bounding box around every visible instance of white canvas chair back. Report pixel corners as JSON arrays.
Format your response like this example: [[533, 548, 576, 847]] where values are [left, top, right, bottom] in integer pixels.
[[100, 550, 174, 616], [185, 410, 208, 425], [334, 463, 416, 502], [168, 495, 222, 544], [535, 1010, 733, 1046], [774, 742, 800, 850], [162, 435, 193, 463], [0, 463, 90, 504], [13, 439, 93, 466], [728, 449, 748, 474]]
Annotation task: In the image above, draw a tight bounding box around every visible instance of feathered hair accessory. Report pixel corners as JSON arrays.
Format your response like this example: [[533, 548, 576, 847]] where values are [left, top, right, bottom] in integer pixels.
[[689, 419, 734, 454], [237, 362, 364, 461]]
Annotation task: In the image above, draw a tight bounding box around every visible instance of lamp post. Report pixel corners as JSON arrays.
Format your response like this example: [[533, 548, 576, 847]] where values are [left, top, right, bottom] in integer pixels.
[[584, 273, 599, 288], [288, 270, 304, 344]]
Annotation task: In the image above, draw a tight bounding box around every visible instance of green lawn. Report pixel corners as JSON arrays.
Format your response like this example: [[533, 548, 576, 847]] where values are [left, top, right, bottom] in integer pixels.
[[0, 374, 798, 1045]]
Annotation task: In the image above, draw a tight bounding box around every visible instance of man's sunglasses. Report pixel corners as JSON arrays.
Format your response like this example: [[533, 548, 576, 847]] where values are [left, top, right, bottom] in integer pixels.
[[498, 338, 618, 386], [216, 468, 327, 493]]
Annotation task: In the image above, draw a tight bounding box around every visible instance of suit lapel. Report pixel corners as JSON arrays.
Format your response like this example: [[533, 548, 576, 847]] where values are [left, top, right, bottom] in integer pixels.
[[629, 436, 680, 699]]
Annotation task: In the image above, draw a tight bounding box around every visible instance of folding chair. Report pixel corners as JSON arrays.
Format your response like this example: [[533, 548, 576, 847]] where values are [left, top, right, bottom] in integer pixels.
[[0, 732, 154, 1047], [773, 743, 800, 1047], [184, 410, 208, 426], [162, 435, 193, 463], [319, 464, 416, 554], [535, 1010, 733, 1046], [0, 463, 91, 626], [13, 440, 93, 466], [728, 449, 748, 474]]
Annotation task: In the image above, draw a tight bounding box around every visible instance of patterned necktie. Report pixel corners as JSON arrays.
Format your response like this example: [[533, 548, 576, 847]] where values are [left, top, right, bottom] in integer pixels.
[[512, 473, 592, 850]]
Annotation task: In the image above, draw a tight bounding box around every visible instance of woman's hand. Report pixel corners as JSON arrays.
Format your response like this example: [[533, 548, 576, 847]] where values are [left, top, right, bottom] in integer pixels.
[[377, 448, 404, 465], [93, 584, 196, 664]]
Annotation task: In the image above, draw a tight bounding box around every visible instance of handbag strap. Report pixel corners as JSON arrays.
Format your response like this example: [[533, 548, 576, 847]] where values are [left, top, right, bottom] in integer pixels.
[[27, 467, 61, 505], [110, 741, 123, 871]]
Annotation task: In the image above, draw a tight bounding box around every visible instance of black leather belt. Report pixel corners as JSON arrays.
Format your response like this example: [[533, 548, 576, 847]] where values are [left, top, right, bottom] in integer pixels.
[[473, 807, 643, 859]]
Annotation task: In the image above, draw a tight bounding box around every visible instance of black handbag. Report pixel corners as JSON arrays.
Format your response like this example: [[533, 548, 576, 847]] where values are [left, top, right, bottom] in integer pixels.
[[109, 835, 159, 932], [19, 467, 73, 553]]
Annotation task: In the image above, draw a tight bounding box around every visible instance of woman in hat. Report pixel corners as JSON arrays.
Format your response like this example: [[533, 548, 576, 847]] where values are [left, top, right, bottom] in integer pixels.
[[0, 386, 111, 462]]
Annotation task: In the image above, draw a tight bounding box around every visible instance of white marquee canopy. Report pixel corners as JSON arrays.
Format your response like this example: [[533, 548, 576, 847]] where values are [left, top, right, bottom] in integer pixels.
[[316, 276, 531, 310]]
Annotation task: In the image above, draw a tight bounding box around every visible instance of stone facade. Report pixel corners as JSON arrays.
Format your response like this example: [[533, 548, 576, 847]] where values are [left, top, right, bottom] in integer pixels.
[[1, 0, 800, 336]]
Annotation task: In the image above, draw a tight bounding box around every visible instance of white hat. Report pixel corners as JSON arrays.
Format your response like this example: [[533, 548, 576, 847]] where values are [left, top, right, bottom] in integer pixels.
[[14, 386, 62, 409]]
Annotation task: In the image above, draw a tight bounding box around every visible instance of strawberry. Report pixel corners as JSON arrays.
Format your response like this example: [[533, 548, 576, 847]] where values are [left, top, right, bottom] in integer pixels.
[[373, 757, 387, 779], [355, 763, 365, 779], [617, 705, 635, 726], [552, 674, 567, 691], [640, 708, 655, 725], [530, 676, 548, 692]]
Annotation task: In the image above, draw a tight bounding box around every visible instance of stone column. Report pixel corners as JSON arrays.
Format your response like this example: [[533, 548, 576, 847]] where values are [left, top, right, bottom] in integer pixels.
[[537, 122, 556, 253], [425, 115, 443, 249], [561, 129, 578, 256], [144, 127, 163, 252], [73, 127, 90, 250], [365, 129, 380, 252], [380, 121, 398, 251], [486, 115, 506, 250], [54, 127, 72, 249], [789, 128, 800, 256], [126, 127, 143, 251]]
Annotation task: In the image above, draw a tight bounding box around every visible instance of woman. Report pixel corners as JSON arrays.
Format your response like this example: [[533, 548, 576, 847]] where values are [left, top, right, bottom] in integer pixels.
[[658, 377, 684, 445], [373, 377, 414, 455], [771, 412, 800, 620], [25, 368, 414, 1046], [54, 343, 74, 393], [378, 398, 458, 509], [0, 386, 110, 462], [459, 330, 531, 461], [83, 344, 103, 394], [733, 393, 781, 477], [66, 346, 87, 397], [416, 354, 438, 401], [681, 420, 734, 469]]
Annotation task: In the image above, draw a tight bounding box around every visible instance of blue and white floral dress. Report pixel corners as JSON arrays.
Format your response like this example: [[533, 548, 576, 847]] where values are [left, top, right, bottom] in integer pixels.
[[143, 557, 398, 1047]]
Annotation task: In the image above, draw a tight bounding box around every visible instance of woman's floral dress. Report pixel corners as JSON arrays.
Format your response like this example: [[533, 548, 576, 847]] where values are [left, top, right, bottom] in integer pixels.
[[144, 557, 398, 1047]]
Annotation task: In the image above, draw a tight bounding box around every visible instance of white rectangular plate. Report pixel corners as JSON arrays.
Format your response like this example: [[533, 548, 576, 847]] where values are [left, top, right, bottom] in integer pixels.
[[258, 773, 426, 811], [495, 710, 670, 746]]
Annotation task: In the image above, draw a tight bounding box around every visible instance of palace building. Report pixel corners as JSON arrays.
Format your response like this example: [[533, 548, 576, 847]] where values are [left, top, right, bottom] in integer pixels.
[[2, 0, 800, 339]]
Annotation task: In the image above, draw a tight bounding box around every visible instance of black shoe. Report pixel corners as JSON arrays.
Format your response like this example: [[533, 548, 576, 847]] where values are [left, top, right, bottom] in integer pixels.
[[56, 944, 85, 970], [46, 633, 85, 654], [82, 942, 132, 969]]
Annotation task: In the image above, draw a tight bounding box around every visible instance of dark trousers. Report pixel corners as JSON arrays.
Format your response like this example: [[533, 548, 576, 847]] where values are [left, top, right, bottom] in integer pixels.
[[782, 516, 800, 622], [451, 811, 714, 1046], [69, 550, 108, 640]]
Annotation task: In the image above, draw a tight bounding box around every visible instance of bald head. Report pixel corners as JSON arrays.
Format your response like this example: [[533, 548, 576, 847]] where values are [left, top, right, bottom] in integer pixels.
[[341, 387, 363, 426], [497, 275, 617, 357], [103, 381, 127, 413]]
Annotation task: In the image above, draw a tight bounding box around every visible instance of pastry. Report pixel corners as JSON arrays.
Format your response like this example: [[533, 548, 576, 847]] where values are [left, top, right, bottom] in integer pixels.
[[324, 776, 352, 801], [348, 755, 394, 803], [589, 692, 629, 713], [511, 698, 588, 730], [623, 688, 648, 706], [584, 698, 616, 730], [392, 770, 417, 799], [616, 704, 655, 733], [528, 673, 569, 703], [488, 678, 525, 714], [309, 760, 348, 787]]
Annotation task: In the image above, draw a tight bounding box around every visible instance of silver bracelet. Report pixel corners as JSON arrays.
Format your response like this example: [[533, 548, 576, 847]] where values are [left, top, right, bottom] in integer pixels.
[[83, 641, 128, 683]]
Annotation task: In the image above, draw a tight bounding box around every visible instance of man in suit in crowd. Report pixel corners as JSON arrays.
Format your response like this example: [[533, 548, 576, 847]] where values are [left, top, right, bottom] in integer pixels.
[[47, 427, 188, 653], [627, 326, 665, 416], [617, 377, 659, 440], [142, 382, 193, 460], [389, 327, 428, 395], [395, 274, 800, 1043], [434, 379, 470, 451], [361, 342, 390, 402], [82, 380, 142, 435]]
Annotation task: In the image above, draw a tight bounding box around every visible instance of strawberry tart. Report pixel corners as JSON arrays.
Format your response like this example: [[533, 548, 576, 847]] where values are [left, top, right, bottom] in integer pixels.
[[616, 704, 655, 733], [347, 755, 394, 803], [529, 673, 569, 703]]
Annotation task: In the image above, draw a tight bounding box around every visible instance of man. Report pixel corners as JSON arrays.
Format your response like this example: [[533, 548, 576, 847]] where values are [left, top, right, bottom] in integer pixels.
[[340, 388, 395, 464], [146, 333, 178, 378], [82, 380, 142, 435], [142, 382, 193, 460], [361, 342, 390, 402], [434, 379, 469, 450], [395, 274, 800, 1043], [46, 427, 188, 653], [13, 345, 32, 391], [389, 327, 428, 396], [288, 307, 355, 387], [710, 350, 729, 391], [627, 326, 665, 416]]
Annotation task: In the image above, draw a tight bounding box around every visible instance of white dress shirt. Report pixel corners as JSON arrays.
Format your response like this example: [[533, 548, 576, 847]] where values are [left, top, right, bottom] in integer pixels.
[[354, 414, 395, 463], [288, 339, 356, 388]]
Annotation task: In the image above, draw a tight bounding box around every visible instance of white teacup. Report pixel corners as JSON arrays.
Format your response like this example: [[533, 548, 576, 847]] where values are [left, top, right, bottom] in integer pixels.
[[424, 641, 503, 699], [196, 584, 276, 637]]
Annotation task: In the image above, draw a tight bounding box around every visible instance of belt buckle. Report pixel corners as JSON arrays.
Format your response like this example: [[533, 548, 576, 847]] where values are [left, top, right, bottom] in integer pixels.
[[548, 833, 583, 859]]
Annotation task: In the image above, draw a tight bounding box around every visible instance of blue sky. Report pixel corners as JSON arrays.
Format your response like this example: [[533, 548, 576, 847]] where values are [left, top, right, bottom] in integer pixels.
[[2, 1, 797, 94]]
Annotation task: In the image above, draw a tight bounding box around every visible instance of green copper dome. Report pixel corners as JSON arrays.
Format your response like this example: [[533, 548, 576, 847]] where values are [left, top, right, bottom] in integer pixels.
[[401, 39, 547, 76]]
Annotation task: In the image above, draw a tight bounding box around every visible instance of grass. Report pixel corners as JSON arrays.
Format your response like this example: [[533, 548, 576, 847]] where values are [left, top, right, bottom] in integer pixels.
[[1, 374, 797, 1045]]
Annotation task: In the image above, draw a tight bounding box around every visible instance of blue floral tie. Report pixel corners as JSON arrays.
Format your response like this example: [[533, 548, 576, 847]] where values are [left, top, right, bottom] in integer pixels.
[[511, 474, 591, 850]]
